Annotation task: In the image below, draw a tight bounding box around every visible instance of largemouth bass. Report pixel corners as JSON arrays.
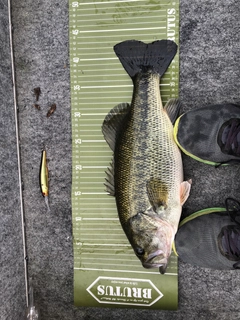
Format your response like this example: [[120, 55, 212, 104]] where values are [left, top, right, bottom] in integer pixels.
[[102, 39, 191, 274]]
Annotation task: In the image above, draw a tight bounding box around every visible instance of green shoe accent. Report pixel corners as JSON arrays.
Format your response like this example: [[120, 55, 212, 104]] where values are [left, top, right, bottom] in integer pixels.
[[174, 200, 240, 270], [172, 240, 178, 257], [173, 103, 240, 165], [173, 115, 221, 166], [173, 207, 226, 256], [179, 207, 226, 227]]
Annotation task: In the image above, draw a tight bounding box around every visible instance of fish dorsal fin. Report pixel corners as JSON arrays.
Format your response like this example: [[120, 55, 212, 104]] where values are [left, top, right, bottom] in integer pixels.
[[180, 180, 192, 205], [102, 103, 130, 151], [104, 159, 115, 196], [164, 98, 181, 124], [146, 178, 169, 213]]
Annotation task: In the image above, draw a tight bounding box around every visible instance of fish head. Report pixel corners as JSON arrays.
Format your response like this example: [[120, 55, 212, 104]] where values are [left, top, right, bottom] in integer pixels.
[[125, 210, 175, 274]]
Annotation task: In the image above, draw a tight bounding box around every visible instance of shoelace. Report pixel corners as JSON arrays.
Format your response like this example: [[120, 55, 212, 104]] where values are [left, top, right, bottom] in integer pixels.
[[221, 227, 240, 268], [221, 119, 240, 156], [225, 198, 240, 226], [222, 198, 240, 268]]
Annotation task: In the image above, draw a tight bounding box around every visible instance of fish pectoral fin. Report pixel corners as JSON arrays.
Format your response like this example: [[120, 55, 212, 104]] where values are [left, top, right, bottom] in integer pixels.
[[180, 179, 192, 205], [102, 103, 130, 151], [104, 159, 115, 196], [146, 178, 168, 213], [164, 98, 181, 124]]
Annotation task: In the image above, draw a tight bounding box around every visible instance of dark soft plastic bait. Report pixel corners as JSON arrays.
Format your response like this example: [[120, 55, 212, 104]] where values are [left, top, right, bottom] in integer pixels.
[[34, 87, 41, 101], [47, 103, 56, 117]]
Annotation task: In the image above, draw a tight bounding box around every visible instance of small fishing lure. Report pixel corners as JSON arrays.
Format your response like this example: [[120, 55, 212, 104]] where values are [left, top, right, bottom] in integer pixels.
[[40, 149, 50, 212], [33, 87, 41, 101], [46, 103, 56, 117]]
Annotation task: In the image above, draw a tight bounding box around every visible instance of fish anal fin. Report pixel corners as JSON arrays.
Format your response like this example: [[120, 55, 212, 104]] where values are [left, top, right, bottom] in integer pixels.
[[102, 103, 130, 151], [180, 179, 192, 206], [164, 98, 181, 124], [104, 159, 115, 196], [146, 178, 169, 213]]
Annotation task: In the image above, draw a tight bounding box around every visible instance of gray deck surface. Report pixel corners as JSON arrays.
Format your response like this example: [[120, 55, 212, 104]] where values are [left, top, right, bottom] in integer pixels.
[[1, 0, 240, 319]]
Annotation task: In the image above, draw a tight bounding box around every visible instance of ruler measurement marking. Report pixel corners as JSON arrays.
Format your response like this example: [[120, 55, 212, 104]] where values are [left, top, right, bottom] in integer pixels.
[[76, 9, 166, 15], [79, 27, 166, 33], [74, 267, 177, 276], [78, 0, 167, 6], [70, 0, 179, 303], [75, 32, 166, 40], [70, 39, 161, 45], [74, 21, 167, 29]]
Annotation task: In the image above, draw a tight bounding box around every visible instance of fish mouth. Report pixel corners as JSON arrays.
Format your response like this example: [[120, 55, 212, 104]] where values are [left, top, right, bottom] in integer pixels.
[[142, 250, 168, 270], [159, 264, 168, 274]]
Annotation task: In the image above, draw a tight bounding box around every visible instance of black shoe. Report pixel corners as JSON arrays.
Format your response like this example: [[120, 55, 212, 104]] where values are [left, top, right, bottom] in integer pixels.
[[173, 103, 240, 165], [174, 198, 240, 269]]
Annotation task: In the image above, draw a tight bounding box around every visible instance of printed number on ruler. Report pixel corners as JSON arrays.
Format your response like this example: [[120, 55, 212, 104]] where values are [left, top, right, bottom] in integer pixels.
[[72, 1, 79, 7]]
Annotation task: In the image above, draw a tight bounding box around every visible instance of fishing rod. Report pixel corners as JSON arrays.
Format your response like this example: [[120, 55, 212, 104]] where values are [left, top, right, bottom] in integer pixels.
[[8, 0, 29, 307]]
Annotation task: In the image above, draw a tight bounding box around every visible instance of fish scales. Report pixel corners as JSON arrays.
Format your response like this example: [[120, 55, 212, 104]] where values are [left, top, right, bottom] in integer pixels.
[[115, 71, 182, 225], [102, 39, 191, 273]]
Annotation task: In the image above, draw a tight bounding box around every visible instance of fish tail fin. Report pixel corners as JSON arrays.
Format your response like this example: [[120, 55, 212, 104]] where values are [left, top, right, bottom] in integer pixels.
[[114, 39, 177, 78]]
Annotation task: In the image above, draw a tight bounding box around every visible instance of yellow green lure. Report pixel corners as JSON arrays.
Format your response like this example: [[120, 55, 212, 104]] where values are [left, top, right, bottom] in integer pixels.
[[40, 149, 50, 212]]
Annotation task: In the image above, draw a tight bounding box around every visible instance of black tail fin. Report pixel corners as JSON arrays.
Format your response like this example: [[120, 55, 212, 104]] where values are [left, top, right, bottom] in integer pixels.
[[113, 39, 177, 78]]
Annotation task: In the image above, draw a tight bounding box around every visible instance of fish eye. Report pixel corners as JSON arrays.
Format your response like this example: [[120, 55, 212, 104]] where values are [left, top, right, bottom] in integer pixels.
[[135, 247, 145, 256]]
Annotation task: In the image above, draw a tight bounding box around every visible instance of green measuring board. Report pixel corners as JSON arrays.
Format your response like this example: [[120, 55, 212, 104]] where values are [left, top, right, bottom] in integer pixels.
[[69, 0, 179, 310]]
